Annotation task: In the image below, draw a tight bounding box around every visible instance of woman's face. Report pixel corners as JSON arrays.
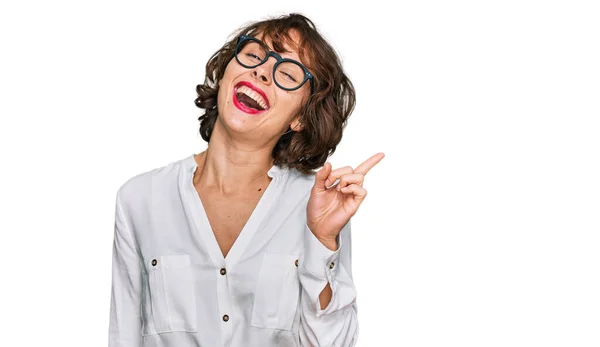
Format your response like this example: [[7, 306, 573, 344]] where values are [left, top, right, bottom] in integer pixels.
[[216, 30, 310, 142]]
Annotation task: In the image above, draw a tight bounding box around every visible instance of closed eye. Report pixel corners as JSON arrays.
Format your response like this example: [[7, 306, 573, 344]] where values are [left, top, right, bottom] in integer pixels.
[[245, 53, 263, 63], [280, 71, 298, 83]]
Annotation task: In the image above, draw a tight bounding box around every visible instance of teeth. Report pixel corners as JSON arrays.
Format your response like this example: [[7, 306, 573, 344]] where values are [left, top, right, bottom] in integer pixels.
[[237, 85, 268, 110]]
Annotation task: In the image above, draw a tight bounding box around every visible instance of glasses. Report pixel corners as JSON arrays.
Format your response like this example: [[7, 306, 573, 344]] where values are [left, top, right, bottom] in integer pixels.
[[234, 35, 315, 92]]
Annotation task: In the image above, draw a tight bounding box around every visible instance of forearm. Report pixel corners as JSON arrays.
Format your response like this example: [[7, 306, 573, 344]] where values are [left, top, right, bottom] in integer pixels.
[[316, 236, 337, 309], [319, 282, 333, 310], [299, 293, 358, 347], [109, 190, 143, 347], [299, 221, 358, 346]]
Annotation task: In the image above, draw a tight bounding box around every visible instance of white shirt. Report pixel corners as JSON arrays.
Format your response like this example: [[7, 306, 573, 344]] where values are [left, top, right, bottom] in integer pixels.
[[109, 154, 358, 347]]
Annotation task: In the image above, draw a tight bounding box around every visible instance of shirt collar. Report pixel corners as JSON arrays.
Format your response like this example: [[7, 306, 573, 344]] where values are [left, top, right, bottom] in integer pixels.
[[185, 154, 284, 178]]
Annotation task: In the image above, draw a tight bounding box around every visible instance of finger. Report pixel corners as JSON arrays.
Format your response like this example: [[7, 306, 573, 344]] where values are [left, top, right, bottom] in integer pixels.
[[353, 152, 385, 176], [313, 161, 333, 192], [338, 173, 365, 189], [324, 165, 353, 188], [340, 184, 368, 203]]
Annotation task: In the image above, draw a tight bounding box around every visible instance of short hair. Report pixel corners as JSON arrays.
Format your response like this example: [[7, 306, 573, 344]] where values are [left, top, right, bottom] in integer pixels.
[[194, 13, 355, 174]]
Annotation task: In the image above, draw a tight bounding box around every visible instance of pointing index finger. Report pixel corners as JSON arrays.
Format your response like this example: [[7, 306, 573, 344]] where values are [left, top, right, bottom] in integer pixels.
[[354, 152, 385, 175]]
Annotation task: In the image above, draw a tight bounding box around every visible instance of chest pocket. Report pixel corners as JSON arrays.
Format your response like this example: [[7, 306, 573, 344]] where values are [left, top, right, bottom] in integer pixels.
[[143, 254, 197, 335], [251, 253, 300, 331]]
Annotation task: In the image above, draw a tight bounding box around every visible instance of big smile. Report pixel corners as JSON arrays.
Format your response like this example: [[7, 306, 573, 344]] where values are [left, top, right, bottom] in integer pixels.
[[232, 81, 270, 115]]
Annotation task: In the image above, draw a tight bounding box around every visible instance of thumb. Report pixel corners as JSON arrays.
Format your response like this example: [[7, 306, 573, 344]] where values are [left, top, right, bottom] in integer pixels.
[[313, 161, 332, 192]]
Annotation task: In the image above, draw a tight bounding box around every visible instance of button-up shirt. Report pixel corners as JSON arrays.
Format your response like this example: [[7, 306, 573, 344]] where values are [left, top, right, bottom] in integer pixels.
[[109, 154, 358, 347]]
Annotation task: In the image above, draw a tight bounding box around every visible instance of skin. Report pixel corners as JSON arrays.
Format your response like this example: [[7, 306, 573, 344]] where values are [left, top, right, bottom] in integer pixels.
[[309, 153, 385, 309], [196, 29, 385, 310], [200, 30, 308, 196]]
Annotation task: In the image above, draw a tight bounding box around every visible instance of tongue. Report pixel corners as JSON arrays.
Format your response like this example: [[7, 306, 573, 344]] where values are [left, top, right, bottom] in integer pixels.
[[237, 93, 263, 110]]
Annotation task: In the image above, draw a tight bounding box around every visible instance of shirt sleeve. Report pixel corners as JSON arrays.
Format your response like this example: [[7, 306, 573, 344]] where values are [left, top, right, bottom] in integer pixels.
[[298, 219, 359, 347], [108, 189, 143, 347]]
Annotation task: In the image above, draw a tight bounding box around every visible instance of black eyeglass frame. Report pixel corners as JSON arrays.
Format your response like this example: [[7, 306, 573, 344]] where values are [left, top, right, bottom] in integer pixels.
[[234, 35, 315, 92]]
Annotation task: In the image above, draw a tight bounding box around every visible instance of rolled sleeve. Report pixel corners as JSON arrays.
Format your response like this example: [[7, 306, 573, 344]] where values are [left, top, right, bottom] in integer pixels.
[[298, 219, 358, 346], [108, 189, 143, 347], [302, 222, 342, 283]]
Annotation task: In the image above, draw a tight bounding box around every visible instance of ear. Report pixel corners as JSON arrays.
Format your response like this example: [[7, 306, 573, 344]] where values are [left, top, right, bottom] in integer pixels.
[[290, 117, 304, 132]]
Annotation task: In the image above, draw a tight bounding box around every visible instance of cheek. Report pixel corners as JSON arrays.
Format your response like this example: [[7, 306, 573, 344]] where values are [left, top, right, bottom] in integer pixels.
[[217, 60, 239, 106], [216, 85, 230, 112], [222, 58, 245, 81], [277, 91, 307, 113], [217, 62, 234, 92]]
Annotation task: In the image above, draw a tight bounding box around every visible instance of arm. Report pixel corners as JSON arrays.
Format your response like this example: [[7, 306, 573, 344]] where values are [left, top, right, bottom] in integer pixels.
[[298, 219, 358, 347], [108, 190, 143, 347]]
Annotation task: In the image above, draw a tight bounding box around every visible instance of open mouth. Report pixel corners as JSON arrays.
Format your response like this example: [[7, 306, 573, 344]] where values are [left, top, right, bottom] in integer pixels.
[[233, 81, 270, 114]]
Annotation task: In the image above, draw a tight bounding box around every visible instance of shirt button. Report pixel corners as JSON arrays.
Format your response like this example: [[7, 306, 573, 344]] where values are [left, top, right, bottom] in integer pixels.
[[151, 259, 157, 266], [329, 261, 335, 269], [222, 314, 229, 322], [220, 268, 227, 275], [294, 259, 299, 267]]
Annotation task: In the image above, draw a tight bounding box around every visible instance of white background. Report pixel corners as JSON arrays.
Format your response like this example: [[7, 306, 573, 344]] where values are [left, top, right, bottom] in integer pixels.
[[1, 0, 599, 346]]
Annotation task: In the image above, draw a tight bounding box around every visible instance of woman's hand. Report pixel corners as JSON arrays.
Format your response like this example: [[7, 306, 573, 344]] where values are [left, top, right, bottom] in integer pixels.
[[307, 152, 385, 250]]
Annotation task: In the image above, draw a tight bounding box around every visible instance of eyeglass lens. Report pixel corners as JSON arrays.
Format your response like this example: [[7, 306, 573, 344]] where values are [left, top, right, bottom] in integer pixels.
[[237, 40, 305, 90]]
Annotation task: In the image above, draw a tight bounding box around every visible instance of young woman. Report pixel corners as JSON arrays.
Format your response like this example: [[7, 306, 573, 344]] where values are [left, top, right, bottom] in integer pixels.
[[109, 13, 384, 347]]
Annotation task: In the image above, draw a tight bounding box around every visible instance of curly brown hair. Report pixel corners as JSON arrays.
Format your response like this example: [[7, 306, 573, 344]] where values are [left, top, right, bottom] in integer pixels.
[[194, 13, 355, 175]]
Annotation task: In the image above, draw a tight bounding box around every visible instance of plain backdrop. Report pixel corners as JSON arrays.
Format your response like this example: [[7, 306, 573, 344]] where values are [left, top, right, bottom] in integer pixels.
[[1, 0, 599, 346]]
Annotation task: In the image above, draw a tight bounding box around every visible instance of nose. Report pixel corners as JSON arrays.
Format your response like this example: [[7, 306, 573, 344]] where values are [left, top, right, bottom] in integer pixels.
[[251, 59, 274, 85]]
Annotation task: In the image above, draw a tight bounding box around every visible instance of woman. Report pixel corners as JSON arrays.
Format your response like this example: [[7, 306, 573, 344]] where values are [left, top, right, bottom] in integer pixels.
[[109, 13, 384, 347]]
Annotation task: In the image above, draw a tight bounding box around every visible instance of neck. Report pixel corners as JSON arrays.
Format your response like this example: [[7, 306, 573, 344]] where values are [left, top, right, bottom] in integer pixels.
[[193, 124, 276, 195]]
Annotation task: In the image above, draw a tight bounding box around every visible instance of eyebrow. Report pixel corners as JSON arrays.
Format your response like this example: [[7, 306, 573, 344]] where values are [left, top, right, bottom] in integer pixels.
[[260, 36, 300, 58]]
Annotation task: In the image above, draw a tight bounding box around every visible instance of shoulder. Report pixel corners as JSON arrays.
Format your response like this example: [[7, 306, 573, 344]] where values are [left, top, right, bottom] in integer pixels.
[[282, 166, 317, 200], [116, 154, 190, 205]]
